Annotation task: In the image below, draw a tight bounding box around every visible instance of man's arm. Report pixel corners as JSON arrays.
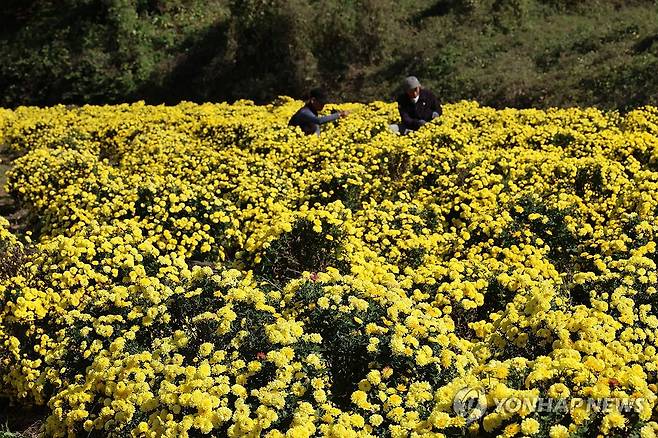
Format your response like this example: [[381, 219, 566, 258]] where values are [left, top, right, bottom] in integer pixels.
[[297, 107, 341, 125], [428, 91, 441, 117]]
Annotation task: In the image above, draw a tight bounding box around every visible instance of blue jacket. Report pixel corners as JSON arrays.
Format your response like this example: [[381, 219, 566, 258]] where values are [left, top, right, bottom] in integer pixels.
[[288, 104, 341, 135]]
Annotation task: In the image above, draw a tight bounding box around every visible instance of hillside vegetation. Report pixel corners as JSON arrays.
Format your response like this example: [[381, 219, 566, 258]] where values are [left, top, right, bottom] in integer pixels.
[[1, 0, 658, 109]]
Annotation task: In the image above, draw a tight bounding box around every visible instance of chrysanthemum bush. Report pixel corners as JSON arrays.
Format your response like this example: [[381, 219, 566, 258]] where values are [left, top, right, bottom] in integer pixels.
[[1, 100, 658, 437]]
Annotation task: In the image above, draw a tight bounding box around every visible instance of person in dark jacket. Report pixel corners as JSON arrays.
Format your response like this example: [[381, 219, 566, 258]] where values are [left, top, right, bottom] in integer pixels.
[[392, 76, 441, 134], [289, 88, 349, 135]]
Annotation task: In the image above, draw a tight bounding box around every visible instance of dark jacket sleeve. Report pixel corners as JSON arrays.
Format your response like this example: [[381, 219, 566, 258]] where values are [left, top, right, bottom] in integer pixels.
[[397, 95, 422, 130], [427, 90, 441, 116]]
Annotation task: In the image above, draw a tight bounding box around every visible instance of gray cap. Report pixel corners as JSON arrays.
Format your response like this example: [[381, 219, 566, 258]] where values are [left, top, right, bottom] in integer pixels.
[[402, 76, 421, 91]]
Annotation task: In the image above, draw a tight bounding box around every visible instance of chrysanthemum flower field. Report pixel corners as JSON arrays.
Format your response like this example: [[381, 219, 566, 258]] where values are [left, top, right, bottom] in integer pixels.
[[1, 99, 658, 437]]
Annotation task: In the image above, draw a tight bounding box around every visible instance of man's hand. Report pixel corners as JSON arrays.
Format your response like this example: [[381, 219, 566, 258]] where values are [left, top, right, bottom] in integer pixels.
[[338, 110, 350, 117]]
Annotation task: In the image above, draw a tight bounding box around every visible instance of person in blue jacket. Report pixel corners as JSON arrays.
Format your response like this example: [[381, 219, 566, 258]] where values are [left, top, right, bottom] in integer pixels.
[[289, 88, 349, 135]]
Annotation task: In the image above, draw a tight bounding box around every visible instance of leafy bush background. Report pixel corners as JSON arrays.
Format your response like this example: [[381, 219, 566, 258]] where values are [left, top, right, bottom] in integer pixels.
[[1, 0, 658, 109]]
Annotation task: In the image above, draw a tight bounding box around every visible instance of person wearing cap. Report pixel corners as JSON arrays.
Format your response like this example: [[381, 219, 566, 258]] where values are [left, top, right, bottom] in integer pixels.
[[392, 76, 441, 134], [288, 88, 349, 135]]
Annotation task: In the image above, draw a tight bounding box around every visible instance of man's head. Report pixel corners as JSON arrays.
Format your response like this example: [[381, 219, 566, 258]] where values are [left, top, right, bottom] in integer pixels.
[[308, 88, 327, 112], [403, 76, 421, 100]]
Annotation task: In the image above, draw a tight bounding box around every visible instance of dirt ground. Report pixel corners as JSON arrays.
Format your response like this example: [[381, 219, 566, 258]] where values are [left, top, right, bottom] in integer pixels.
[[0, 397, 46, 437], [0, 149, 31, 235], [0, 147, 14, 215]]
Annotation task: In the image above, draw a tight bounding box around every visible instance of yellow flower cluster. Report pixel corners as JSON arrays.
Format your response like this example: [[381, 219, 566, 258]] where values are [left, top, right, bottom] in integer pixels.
[[1, 100, 658, 437], [0, 216, 19, 251]]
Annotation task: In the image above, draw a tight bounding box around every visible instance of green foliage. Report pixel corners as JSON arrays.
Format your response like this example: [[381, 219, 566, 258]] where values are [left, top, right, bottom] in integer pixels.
[[225, 0, 316, 101], [255, 219, 346, 285], [1, 0, 658, 108], [306, 175, 363, 211], [0, 245, 29, 282], [0, 0, 230, 106], [511, 195, 581, 269]]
